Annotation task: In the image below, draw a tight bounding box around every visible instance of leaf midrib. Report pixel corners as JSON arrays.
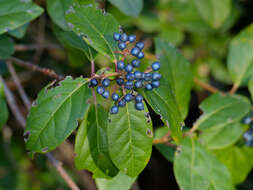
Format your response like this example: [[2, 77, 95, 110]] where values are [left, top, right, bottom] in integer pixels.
[[126, 103, 134, 175]]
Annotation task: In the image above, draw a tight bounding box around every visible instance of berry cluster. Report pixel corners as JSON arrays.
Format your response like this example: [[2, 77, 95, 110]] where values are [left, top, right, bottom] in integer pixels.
[[242, 112, 253, 146], [89, 32, 162, 114]]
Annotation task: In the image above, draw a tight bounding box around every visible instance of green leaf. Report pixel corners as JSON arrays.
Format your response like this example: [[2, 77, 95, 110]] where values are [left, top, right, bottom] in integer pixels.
[[47, 0, 72, 30], [227, 23, 253, 86], [0, 81, 8, 130], [194, 93, 251, 131], [0, 0, 44, 34], [108, 0, 143, 17], [0, 35, 14, 59], [85, 104, 118, 177], [214, 146, 253, 184], [53, 25, 97, 61], [199, 122, 244, 150], [75, 112, 109, 179], [25, 76, 91, 153], [96, 172, 136, 190], [174, 138, 235, 190], [193, 0, 231, 28], [108, 101, 153, 177], [155, 38, 192, 119], [249, 78, 253, 100], [66, 4, 119, 60], [8, 23, 29, 39]]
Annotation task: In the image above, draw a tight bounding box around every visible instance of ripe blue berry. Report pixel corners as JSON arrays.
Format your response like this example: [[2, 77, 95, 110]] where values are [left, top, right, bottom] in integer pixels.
[[102, 90, 110, 99], [144, 73, 152, 81], [116, 78, 124, 86], [135, 102, 144, 110], [96, 86, 105, 94], [117, 61, 125, 70], [136, 42, 144, 50], [151, 80, 160, 88], [131, 59, 140, 68], [112, 93, 119, 101], [102, 78, 110, 87], [113, 32, 121, 41], [125, 64, 133, 73], [137, 51, 144, 59], [118, 42, 126, 50], [118, 99, 126, 107], [126, 73, 135, 81], [145, 83, 153, 91], [152, 72, 161, 81], [135, 94, 143, 103], [134, 71, 143, 80], [242, 116, 252, 125], [110, 105, 119, 114], [90, 78, 98, 87], [128, 34, 136, 43], [120, 33, 128, 42], [125, 81, 133, 90], [131, 47, 140, 56], [124, 94, 133, 102], [152, 61, 160, 71], [134, 81, 143, 88]]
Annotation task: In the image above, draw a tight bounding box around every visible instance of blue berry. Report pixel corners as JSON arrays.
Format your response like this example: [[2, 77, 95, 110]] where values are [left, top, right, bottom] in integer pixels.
[[152, 72, 161, 81], [134, 81, 143, 88], [145, 84, 153, 91], [118, 42, 126, 50], [151, 80, 160, 88], [128, 34, 136, 43], [102, 90, 110, 99], [118, 99, 126, 107], [113, 32, 121, 41], [136, 42, 144, 50], [131, 59, 140, 68], [110, 105, 119, 114], [135, 102, 144, 110], [116, 78, 124, 86], [144, 73, 152, 81], [137, 51, 144, 59], [126, 73, 135, 81], [124, 94, 133, 102], [90, 78, 98, 87], [125, 64, 133, 73], [134, 71, 143, 80], [112, 93, 119, 101], [131, 47, 140, 56], [117, 61, 125, 70], [135, 94, 143, 103], [242, 117, 252, 125], [125, 81, 133, 90], [96, 86, 105, 94], [152, 61, 160, 71], [102, 78, 110, 87], [120, 33, 128, 42]]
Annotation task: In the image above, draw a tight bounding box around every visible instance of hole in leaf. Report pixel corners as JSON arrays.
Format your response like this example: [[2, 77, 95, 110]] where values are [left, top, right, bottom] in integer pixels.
[[23, 131, 30, 142], [42, 147, 48, 153]]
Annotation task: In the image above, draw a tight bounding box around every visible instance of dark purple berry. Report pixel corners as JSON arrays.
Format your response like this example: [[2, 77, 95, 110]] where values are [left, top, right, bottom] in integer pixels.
[[117, 61, 125, 70], [135, 94, 143, 103], [102, 90, 110, 99], [90, 78, 98, 87], [112, 93, 119, 101], [131, 47, 140, 56], [118, 42, 126, 50], [125, 81, 133, 90], [151, 80, 160, 88], [118, 99, 126, 107], [134, 81, 143, 88], [113, 32, 121, 41], [102, 78, 110, 87], [152, 72, 161, 81], [125, 64, 133, 73], [126, 73, 135, 81], [131, 59, 140, 68], [152, 61, 160, 71], [136, 42, 144, 50], [128, 34, 136, 43], [144, 73, 152, 81], [116, 78, 124, 86], [110, 105, 119, 114], [120, 33, 128, 42], [135, 102, 144, 110], [134, 71, 143, 80], [145, 84, 153, 91], [96, 86, 105, 94], [137, 51, 144, 59], [124, 94, 133, 102]]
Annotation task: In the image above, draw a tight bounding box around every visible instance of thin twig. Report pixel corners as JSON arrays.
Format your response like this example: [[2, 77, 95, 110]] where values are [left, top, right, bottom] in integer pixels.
[[91, 60, 95, 76], [193, 77, 219, 93], [9, 57, 64, 80], [0, 75, 80, 190], [6, 61, 31, 110], [15, 44, 61, 51], [229, 84, 239, 94], [152, 131, 171, 144]]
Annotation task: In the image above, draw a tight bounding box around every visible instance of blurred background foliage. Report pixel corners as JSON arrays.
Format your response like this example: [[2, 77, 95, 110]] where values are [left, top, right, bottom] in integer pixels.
[[1, 0, 253, 189]]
